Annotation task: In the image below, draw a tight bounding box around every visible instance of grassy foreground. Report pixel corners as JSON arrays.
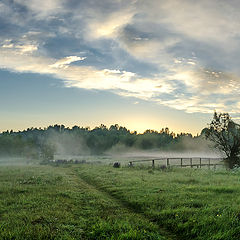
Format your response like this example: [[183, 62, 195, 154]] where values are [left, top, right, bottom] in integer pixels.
[[0, 165, 168, 240], [76, 165, 240, 240], [0, 164, 240, 239]]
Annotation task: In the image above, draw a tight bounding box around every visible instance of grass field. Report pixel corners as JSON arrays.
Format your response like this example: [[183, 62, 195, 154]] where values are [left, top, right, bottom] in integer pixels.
[[0, 162, 240, 239]]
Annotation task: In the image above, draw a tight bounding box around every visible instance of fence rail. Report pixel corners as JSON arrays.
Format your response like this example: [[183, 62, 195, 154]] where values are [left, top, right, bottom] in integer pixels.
[[129, 157, 225, 169]]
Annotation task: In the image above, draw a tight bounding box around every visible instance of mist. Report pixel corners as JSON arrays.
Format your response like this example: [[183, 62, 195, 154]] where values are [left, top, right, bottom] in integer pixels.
[[46, 131, 90, 161], [0, 124, 224, 165]]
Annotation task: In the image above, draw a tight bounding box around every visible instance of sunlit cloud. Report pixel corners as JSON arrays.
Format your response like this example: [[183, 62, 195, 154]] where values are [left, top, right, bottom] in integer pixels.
[[1, 0, 240, 118], [88, 12, 134, 39], [50, 56, 86, 69], [2, 42, 38, 54]]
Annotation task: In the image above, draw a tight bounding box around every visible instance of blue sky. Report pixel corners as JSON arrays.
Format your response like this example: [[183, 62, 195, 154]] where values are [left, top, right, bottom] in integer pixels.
[[1, 0, 240, 134]]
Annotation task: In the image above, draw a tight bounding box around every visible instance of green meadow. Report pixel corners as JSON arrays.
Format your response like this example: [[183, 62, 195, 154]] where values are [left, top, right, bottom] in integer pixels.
[[0, 163, 240, 239]]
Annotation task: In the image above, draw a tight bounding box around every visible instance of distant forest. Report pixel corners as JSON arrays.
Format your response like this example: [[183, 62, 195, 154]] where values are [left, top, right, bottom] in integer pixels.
[[0, 124, 207, 160]]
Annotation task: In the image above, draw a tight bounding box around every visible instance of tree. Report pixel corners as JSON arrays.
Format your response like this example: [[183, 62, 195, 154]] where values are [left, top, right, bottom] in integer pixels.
[[204, 112, 240, 168]]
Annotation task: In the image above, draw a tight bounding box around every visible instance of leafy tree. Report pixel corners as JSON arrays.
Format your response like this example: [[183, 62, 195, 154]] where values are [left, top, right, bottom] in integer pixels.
[[204, 112, 240, 168]]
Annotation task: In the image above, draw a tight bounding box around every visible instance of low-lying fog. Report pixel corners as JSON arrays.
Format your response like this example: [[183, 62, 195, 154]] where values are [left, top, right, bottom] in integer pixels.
[[0, 157, 32, 166], [0, 132, 224, 166]]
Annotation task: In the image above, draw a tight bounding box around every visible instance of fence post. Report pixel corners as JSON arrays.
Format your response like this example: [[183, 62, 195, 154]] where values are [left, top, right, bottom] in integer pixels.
[[181, 158, 183, 168], [190, 158, 193, 168], [208, 158, 211, 169], [167, 158, 169, 167], [152, 159, 155, 168], [200, 158, 202, 168]]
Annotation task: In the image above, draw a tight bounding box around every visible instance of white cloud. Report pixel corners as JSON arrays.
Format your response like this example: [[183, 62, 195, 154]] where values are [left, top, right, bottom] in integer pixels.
[[0, 44, 173, 99], [1, 38, 38, 54], [137, 0, 240, 45], [88, 11, 134, 39], [50, 56, 86, 69], [2, 0, 240, 117], [1, 42, 240, 115]]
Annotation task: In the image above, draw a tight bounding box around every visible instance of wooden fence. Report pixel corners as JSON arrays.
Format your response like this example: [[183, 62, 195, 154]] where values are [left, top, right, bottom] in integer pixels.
[[129, 157, 225, 169]]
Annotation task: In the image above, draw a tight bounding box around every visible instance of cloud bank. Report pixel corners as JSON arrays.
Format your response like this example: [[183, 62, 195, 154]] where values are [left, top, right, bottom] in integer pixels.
[[1, 0, 240, 115]]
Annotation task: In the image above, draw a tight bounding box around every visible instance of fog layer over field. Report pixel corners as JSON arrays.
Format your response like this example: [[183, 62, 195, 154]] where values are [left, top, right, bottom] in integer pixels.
[[47, 131, 90, 156], [0, 157, 32, 165], [0, 124, 224, 165], [51, 134, 223, 165]]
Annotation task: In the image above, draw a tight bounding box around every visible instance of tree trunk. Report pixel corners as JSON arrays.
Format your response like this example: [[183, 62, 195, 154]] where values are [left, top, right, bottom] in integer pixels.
[[224, 156, 240, 169]]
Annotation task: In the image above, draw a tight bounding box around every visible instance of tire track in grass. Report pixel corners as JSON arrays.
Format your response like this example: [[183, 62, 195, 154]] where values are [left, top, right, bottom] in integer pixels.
[[64, 169, 168, 239], [72, 168, 180, 240], [62, 168, 168, 239]]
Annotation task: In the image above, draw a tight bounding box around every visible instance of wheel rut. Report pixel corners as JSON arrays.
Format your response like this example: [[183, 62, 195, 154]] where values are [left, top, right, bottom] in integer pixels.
[[71, 169, 180, 240]]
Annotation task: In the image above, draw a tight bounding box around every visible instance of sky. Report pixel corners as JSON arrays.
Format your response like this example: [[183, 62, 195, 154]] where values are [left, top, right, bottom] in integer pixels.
[[1, 0, 240, 135]]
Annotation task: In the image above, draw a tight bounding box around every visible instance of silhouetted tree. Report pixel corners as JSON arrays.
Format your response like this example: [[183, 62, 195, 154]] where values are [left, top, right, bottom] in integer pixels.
[[204, 112, 240, 168]]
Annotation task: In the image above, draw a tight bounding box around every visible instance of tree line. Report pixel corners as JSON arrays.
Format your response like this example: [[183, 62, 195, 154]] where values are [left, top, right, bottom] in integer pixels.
[[2, 112, 239, 169], [0, 124, 198, 159]]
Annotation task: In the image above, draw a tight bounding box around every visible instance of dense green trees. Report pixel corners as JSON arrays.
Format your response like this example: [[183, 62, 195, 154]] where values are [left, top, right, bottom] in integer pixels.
[[0, 124, 203, 159], [0, 133, 38, 158]]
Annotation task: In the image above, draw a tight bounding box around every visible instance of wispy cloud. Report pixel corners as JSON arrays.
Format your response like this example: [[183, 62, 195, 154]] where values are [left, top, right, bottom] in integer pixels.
[[1, 0, 240, 117], [2, 40, 38, 54]]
